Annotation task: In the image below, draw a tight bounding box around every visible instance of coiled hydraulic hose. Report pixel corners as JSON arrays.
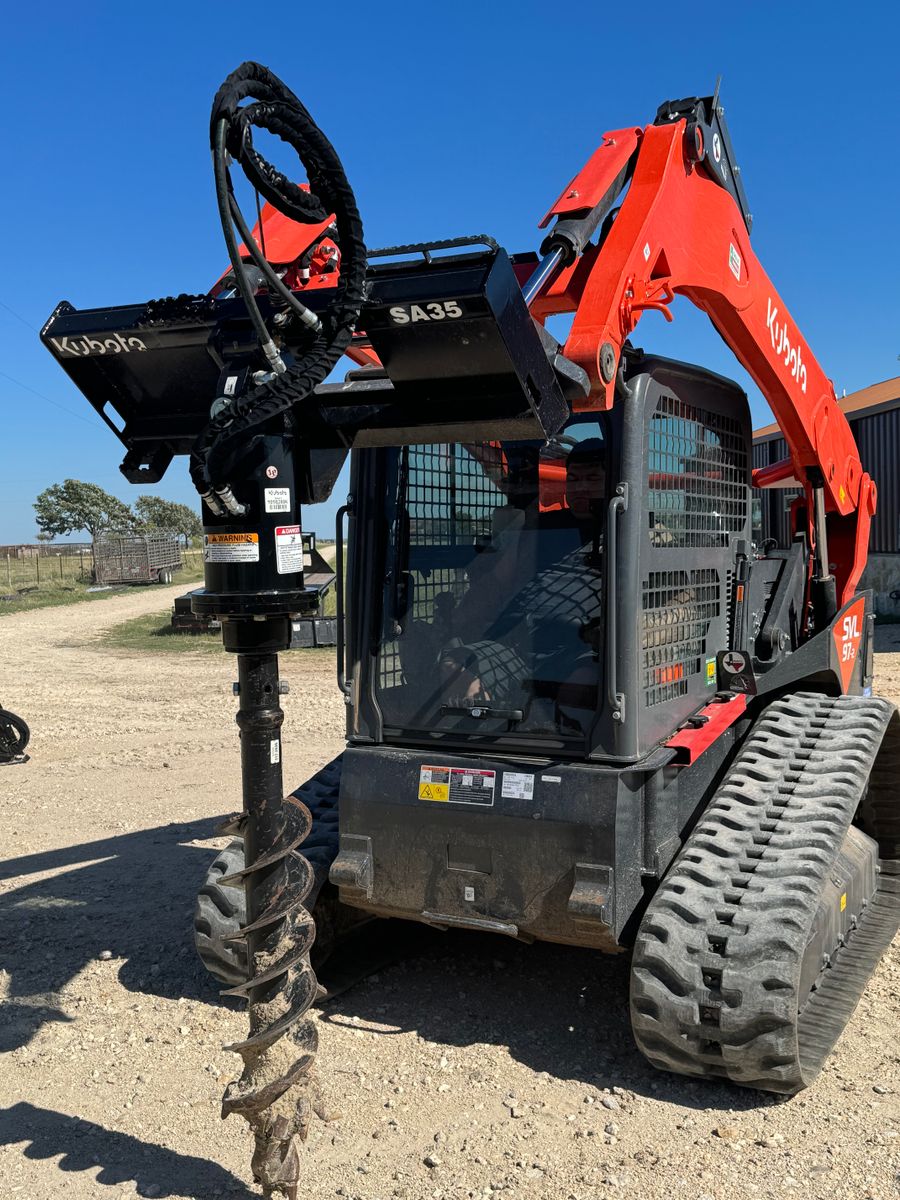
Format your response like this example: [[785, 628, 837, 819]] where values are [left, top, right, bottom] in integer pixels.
[[191, 62, 366, 497]]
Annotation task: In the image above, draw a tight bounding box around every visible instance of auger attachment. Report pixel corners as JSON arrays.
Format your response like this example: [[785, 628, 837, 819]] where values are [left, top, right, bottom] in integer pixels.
[[219, 650, 328, 1198], [181, 58, 365, 1194]]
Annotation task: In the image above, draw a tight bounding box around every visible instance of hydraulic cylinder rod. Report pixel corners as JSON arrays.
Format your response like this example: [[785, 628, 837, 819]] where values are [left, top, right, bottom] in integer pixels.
[[521, 246, 565, 307]]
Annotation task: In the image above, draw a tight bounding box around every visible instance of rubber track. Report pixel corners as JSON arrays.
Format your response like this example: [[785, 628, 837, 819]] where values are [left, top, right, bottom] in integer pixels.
[[195, 841, 247, 985], [630, 692, 900, 1094], [193, 757, 342, 985]]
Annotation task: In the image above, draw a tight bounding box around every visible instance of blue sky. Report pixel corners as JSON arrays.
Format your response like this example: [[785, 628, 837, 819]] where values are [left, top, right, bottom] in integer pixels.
[[1, 1, 897, 542]]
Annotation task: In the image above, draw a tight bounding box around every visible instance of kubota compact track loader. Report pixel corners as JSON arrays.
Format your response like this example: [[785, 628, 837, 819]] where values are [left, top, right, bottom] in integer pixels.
[[43, 63, 899, 1200]]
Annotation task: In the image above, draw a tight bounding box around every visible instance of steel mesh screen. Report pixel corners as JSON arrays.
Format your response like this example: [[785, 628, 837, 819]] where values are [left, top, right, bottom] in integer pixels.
[[408, 444, 504, 547], [641, 568, 720, 706], [647, 395, 748, 547], [380, 444, 506, 689]]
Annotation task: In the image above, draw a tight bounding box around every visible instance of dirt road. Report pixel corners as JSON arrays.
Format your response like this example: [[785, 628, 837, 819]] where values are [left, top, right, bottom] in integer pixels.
[[0, 592, 898, 1200]]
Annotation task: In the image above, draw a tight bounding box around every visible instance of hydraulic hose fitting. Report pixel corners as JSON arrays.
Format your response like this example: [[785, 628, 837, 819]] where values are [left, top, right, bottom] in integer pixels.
[[201, 489, 227, 517], [214, 485, 250, 517]]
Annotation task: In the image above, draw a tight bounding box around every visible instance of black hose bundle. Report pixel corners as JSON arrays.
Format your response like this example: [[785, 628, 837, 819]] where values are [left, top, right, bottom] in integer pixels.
[[190, 62, 366, 496]]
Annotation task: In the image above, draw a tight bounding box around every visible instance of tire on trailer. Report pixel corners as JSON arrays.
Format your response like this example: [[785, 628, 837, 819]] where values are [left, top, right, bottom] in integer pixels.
[[193, 756, 342, 987]]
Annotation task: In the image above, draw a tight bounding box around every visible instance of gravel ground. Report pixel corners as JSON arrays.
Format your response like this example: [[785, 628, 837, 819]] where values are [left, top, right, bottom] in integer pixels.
[[0, 592, 898, 1200]]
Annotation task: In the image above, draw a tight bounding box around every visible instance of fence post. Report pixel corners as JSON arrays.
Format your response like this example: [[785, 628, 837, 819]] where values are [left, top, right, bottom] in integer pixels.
[[36, 554, 40, 585], [5, 553, 10, 590], [59, 555, 63, 581]]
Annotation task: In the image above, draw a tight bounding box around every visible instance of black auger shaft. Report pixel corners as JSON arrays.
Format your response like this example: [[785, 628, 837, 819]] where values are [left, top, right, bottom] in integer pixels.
[[236, 652, 287, 996], [220, 642, 325, 1199]]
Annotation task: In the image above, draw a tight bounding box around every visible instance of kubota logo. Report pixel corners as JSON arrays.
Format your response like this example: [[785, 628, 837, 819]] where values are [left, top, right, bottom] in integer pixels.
[[766, 299, 807, 394], [50, 332, 147, 358]]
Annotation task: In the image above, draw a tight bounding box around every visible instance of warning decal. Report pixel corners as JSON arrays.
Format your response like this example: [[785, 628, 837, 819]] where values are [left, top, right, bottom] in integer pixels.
[[204, 532, 259, 563], [418, 765, 495, 806], [275, 525, 304, 575]]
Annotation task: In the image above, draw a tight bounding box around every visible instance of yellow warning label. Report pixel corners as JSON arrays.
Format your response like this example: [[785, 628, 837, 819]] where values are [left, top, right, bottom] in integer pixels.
[[839, 485, 846, 504], [418, 781, 449, 802], [706, 660, 716, 681], [840, 892, 847, 911], [204, 531, 260, 564], [205, 532, 259, 544]]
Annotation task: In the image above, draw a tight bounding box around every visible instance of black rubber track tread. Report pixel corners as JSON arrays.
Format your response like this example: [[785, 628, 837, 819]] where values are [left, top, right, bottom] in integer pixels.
[[193, 756, 342, 986], [194, 841, 248, 986], [630, 692, 900, 1095]]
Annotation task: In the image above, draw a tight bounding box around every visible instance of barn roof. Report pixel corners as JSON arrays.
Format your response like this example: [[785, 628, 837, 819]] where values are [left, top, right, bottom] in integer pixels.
[[753, 376, 900, 442]]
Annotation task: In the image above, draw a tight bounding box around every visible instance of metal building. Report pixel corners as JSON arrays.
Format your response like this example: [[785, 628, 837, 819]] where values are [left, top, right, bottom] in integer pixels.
[[753, 376, 900, 612]]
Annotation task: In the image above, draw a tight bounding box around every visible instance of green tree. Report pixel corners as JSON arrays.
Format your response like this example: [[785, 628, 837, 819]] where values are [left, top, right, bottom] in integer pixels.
[[134, 496, 203, 543], [34, 480, 135, 540]]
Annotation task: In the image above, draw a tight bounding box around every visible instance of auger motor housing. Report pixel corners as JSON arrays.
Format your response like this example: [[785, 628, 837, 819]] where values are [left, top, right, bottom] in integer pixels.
[[193, 420, 319, 653]]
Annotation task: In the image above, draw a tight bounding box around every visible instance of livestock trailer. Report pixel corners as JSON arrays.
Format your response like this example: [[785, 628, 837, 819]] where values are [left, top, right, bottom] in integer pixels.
[[94, 533, 182, 585]]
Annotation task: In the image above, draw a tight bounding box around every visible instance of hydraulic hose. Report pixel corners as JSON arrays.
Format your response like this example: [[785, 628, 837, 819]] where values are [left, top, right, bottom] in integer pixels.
[[191, 62, 366, 496]]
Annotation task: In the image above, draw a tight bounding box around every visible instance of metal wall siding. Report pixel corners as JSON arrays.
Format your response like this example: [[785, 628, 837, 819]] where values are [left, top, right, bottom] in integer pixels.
[[753, 407, 900, 553], [853, 409, 899, 552]]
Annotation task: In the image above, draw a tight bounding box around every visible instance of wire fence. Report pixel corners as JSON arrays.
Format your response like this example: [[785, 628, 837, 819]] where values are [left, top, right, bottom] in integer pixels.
[[3, 550, 93, 589], [1, 548, 204, 592]]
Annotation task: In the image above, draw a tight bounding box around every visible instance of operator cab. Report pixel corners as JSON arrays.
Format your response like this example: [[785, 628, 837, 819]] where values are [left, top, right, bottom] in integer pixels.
[[375, 420, 608, 743], [349, 353, 751, 764]]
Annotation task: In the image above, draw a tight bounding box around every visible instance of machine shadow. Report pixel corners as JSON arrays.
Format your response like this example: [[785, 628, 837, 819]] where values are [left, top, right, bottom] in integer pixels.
[[320, 925, 776, 1113], [0, 817, 773, 1113], [0, 817, 237, 1051], [0, 1102, 255, 1198]]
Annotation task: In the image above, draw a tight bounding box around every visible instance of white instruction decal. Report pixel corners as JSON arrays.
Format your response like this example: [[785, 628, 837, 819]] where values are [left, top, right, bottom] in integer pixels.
[[502, 771, 534, 800], [270, 739, 280, 765], [203, 532, 259, 563], [728, 243, 742, 282], [541, 774, 561, 784], [265, 487, 291, 514], [274, 525, 304, 575]]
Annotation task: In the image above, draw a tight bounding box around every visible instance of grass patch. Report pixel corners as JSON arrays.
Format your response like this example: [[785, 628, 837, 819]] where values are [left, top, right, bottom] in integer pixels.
[[103, 610, 338, 656], [102, 611, 225, 654], [0, 551, 204, 616]]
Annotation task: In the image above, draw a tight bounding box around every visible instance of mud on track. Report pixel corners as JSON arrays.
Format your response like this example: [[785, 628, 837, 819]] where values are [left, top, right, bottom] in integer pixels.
[[0, 592, 898, 1200]]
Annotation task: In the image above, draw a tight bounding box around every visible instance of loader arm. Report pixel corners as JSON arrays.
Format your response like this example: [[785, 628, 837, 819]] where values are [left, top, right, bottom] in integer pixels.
[[530, 114, 875, 606]]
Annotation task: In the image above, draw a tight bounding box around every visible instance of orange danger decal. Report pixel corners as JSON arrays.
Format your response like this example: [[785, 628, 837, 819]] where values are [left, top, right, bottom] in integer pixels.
[[832, 598, 865, 693]]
